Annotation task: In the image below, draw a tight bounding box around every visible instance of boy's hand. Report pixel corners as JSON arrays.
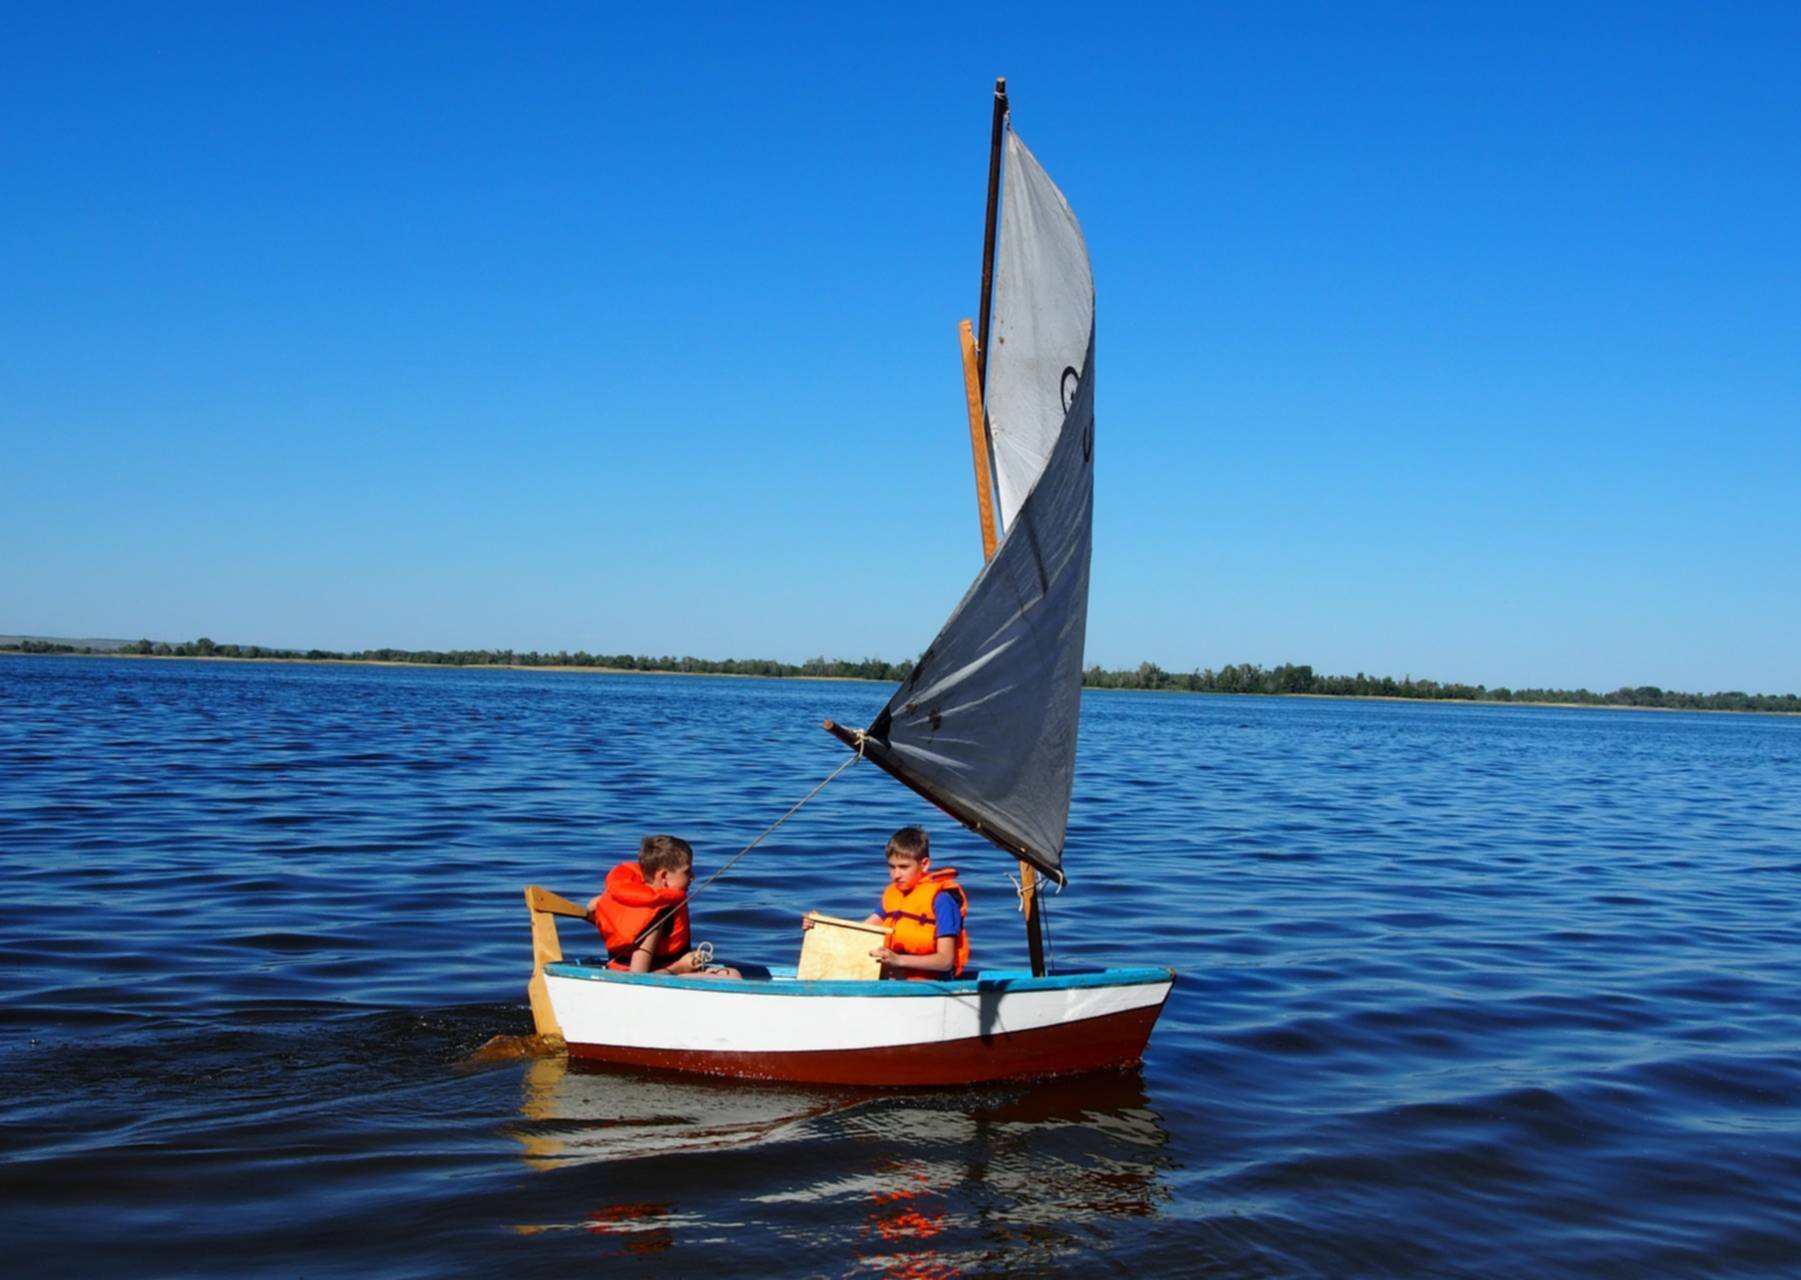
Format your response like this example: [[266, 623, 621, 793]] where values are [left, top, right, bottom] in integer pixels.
[[800, 915, 813, 931], [870, 946, 897, 967]]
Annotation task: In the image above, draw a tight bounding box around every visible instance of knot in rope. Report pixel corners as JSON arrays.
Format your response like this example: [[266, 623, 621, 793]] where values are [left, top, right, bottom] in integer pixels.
[[1007, 867, 1064, 914]]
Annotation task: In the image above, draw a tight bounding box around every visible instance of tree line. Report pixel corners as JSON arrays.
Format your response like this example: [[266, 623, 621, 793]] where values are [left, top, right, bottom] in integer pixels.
[[5, 637, 917, 682], [1082, 660, 1800, 714], [6, 638, 1796, 714]]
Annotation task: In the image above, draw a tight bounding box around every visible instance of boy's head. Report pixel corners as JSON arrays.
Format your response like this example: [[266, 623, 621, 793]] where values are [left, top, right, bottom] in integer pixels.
[[639, 834, 694, 892], [885, 826, 930, 892]]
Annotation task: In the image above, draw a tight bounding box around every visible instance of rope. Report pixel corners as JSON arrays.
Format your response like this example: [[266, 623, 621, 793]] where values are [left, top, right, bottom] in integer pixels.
[[1006, 866, 1064, 912], [630, 741, 863, 949], [1008, 867, 1062, 971]]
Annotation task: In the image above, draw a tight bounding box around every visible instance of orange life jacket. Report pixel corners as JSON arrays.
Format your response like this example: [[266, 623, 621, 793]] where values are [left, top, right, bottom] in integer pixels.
[[594, 861, 691, 971], [880, 867, 969, 978]]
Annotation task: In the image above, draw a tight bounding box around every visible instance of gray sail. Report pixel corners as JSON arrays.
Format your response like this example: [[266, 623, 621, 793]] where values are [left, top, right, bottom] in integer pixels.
[[986, 132, 1095, 532], [835, 130, 1094, 884]]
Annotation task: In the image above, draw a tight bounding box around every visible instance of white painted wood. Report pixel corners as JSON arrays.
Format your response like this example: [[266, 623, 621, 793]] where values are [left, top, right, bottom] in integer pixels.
[[546, 970, 1171, 1055]]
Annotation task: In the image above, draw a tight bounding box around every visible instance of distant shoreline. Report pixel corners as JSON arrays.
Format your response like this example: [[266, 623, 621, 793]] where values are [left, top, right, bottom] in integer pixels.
[[6, 647, 1795, 714], [6, 648, 879, 683]]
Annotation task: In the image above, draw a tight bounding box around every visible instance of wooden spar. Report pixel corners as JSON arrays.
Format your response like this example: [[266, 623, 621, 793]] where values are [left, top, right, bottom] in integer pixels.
[[976, 76, 1009, 395], [971, 77, 1049, 979], [525, 885, 586, 1039], [959, 320, 999, 558]]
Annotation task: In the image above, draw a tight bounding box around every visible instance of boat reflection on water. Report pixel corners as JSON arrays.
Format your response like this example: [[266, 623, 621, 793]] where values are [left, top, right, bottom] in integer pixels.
[[509, 1057, 1173, 1270], [579, 1201, 677, 1257], [839, 1072, 1173, 1275], [858, 1163, 955, 1280], [509, 1053, 861, 1169]]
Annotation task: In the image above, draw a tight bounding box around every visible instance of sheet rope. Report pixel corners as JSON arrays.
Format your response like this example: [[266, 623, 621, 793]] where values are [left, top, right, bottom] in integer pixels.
[[630, 733, 866, 949]]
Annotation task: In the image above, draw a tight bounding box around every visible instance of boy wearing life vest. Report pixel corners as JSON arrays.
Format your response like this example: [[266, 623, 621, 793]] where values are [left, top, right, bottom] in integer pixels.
[[585, 835, 739, 978], [863, 826, 970, 979]]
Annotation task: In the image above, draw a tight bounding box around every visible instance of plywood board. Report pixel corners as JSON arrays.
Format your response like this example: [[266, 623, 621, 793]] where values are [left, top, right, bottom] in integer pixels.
[[798, 913, 886, 982]]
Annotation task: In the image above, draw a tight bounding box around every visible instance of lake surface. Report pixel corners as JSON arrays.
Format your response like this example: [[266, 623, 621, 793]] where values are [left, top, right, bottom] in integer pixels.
[[2, 654, 1798, 1277]]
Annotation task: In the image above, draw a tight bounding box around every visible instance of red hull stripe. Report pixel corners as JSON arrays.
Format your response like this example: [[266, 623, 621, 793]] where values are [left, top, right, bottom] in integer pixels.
[[565, 1001, 1167, 1086]]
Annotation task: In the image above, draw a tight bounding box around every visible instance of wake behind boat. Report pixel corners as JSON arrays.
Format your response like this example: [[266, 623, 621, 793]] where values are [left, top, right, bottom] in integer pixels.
[[525, 80, 1173, 1086]]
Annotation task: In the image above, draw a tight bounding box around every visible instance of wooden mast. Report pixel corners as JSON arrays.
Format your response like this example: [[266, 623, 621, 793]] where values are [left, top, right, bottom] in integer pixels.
[[959, 76, 1049, 978], [958, 320, 997, 554]]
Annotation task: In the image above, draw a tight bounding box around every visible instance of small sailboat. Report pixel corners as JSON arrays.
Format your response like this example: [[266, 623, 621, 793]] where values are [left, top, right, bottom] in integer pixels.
[[525, 81, 1173, 1086]]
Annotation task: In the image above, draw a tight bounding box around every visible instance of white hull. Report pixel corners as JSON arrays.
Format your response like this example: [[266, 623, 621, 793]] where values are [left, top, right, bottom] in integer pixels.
[[542, 961, 1173, 1086]]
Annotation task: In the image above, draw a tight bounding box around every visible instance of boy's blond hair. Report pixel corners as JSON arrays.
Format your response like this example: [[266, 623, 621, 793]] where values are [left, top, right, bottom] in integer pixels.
[[638, 834, 694, 876], [885, 826, 929, 863]]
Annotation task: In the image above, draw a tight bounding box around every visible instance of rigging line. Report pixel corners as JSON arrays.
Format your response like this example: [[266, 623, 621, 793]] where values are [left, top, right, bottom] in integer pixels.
[[1007, 861, 1062, 911], [630, 741, 863, 949], [1009, 866, 1060, 970], [1007, 868, 1051, 911]]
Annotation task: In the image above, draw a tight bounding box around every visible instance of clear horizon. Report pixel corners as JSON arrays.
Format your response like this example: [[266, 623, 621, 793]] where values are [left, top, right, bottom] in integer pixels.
[[4, 6, 1797, 694]]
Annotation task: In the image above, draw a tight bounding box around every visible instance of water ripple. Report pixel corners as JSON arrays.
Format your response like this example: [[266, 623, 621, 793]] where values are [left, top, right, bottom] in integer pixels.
[[2, 657, 1798, 1276]]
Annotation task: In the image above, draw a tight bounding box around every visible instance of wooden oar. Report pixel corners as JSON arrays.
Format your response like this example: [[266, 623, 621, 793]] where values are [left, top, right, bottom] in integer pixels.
[[524, 885, 589, 1039]]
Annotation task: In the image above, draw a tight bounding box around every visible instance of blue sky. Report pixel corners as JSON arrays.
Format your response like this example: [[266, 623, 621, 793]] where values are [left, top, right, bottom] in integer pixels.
[[3, 4, 1796, 693]]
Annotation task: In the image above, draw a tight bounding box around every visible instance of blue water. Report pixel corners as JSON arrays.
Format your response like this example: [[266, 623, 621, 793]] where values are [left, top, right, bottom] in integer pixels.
[[2, 654, 1798, 1277]]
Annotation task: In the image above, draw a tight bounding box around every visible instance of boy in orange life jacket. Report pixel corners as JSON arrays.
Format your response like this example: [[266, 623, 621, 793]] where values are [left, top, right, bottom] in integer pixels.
[[585, 835, 739, 978], [864, 826, 970, 979]]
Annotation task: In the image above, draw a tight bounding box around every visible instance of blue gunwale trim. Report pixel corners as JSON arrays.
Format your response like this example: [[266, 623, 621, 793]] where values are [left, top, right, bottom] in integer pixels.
[[542, 960, 1175, 998]]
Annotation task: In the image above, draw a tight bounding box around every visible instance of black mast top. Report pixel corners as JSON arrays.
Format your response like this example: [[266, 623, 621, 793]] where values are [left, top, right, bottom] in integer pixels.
[[976, 76, 1009, 396]]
